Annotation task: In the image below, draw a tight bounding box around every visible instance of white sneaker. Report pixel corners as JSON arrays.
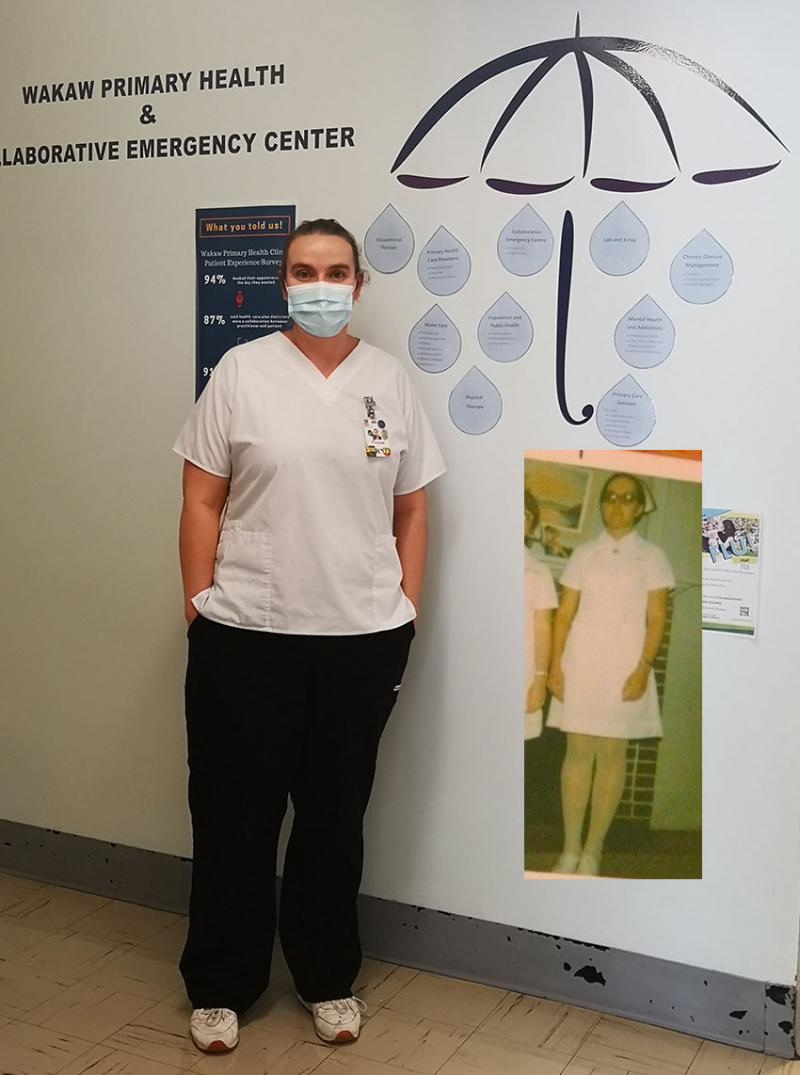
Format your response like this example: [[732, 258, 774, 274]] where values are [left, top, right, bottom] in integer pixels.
[[299, 995, 367, 1043], [189, 1007, 239, 1052]]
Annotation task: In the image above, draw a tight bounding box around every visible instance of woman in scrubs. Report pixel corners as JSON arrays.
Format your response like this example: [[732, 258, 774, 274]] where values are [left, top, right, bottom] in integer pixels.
[[546, 473, 674, 877], [174, 219, 445, 1053]]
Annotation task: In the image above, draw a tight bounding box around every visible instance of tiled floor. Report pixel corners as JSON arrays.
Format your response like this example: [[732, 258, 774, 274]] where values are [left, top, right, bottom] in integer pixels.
[[0, 869, 796, 1075]]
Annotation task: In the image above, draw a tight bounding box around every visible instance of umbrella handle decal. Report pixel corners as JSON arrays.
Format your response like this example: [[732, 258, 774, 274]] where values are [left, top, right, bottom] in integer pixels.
[[556, 211, 593, 427]]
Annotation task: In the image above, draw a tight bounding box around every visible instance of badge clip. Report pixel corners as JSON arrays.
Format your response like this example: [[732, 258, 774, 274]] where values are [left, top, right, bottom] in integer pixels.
[[363, 395, 391, 457]]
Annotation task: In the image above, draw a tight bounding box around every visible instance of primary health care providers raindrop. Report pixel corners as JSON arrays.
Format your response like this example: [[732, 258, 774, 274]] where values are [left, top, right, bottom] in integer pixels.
[[172, 219, 445, 1054]]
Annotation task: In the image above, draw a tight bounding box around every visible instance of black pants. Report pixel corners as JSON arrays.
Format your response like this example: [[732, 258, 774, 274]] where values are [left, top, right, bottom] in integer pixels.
[[178, 615, 414, 1016]]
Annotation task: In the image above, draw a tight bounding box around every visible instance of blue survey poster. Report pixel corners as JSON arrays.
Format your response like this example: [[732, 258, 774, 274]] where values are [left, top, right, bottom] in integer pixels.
[[195, 204, 295, 399]]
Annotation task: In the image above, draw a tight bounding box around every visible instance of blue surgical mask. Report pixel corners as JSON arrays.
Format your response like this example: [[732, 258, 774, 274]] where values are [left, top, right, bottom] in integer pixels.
[[287, 282, 353, 338]]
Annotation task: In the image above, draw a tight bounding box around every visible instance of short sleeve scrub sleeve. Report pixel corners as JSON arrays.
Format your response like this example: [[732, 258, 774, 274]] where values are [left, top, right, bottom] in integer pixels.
[[173, 332, 446, 636], [547, 530, 675, 739]]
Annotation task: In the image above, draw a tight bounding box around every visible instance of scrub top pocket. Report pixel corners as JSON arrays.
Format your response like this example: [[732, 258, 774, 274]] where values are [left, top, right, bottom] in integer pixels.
[[372, 535, 405, 624], [206, 528, 272, 629]]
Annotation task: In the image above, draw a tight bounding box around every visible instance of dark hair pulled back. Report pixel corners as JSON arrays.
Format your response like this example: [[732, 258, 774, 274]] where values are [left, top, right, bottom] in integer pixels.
[[280, 218, 364, 284]]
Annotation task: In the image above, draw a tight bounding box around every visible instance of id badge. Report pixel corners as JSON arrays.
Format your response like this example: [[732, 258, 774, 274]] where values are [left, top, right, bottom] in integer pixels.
[[363, 396, 391, 458]]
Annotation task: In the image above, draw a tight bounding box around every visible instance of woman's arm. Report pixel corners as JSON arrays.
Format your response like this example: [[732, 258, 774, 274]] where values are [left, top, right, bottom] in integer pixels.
[[393, 488, 427, 617], [622, 588, 669, 701], [547, 586, 580, 702], [526, 608, 553, 713], [179, 461, 230, 624]]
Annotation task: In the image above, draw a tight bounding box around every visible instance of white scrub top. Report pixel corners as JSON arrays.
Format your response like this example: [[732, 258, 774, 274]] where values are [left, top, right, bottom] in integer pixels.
[[173, 331, 446, 635], [524, 548, 557, 740], [547, 529, 675, 739]]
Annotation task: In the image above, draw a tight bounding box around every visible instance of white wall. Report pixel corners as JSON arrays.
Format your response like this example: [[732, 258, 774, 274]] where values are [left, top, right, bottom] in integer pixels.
[[2, 0, 799, 983]]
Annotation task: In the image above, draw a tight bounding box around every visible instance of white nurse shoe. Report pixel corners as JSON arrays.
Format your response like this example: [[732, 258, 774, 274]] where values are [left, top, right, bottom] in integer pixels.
[[299, 995, 367, 1043], [189, 1007, 239, 1052]]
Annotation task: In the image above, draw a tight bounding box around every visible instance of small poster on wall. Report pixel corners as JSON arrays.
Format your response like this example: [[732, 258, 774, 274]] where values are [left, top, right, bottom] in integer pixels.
[[701, 510, 761, 636], [195, 205, 295, 399]]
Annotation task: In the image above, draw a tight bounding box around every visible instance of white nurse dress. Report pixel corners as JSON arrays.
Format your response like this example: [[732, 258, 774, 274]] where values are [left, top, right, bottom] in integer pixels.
[[547, 529, 675, 739]]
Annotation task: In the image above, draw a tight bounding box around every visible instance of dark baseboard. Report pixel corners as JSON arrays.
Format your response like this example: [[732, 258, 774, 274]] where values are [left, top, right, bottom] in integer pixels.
[[0, 818, 794, 1057]]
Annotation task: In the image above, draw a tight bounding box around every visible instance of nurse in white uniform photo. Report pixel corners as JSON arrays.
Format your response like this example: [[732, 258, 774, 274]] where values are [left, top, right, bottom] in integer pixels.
[[546, 473, 674, 878], [173, 219, 445, 1053]]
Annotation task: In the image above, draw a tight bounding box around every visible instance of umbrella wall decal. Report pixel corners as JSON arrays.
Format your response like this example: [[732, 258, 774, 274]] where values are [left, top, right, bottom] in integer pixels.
[[391, 14, 787, 427]]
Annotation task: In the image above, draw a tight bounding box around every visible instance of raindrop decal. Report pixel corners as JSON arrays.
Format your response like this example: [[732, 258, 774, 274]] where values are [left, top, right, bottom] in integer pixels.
[[670, 230, 733, 304], [364, 205, 414, 274], [497, 204, 554, 276], [408, 305, 461, 373], [478, 293, 533, 363], [590, 202, 649, 276], [448, 366, 502, 435], [614, 295, 675, 369], [417, 226, 471, 296], [596, 375, 656, 446]]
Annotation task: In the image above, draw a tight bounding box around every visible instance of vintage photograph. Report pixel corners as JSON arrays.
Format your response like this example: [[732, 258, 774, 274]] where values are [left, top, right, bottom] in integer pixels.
[[524, 450, 702, 879]]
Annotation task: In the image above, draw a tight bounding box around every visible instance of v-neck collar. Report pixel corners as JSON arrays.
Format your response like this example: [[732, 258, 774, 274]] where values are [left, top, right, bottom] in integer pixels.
[[276, 331, 369, 404]]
